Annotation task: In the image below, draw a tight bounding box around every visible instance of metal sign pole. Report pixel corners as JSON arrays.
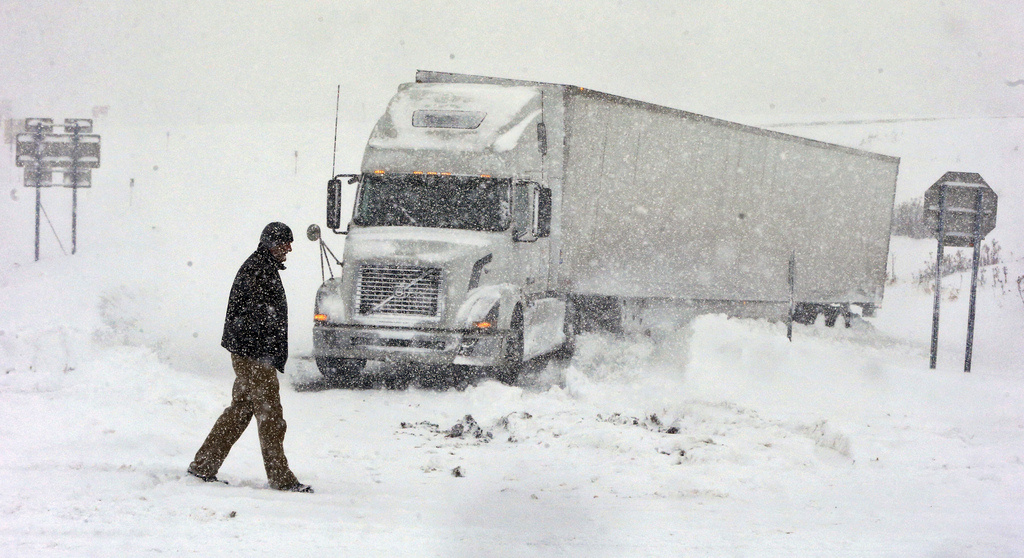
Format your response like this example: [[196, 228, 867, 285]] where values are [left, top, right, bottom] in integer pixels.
[[964, 187, 984, 373], [34, 180, 41, 262], [29, 123, 45, 262], [929, 184, 946, 369], [71, 129, 79, 254], [787, 251, 795, 341], [72, 186, 78, 254]]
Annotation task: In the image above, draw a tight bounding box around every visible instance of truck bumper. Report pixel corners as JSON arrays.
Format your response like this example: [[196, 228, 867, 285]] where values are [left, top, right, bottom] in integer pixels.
[[313, 324, 507, 367]]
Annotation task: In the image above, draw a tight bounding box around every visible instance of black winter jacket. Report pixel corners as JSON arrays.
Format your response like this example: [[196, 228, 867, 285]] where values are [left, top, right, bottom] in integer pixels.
[[221, 245, 289, 372]]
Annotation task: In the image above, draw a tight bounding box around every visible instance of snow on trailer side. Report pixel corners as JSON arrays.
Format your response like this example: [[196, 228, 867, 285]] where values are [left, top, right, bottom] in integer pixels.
[[558, 89, 900, 308]]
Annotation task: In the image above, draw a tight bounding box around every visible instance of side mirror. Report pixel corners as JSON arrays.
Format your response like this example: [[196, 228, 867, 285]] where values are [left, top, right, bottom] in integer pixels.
[[537, 187, 552, 238], [326, 174, 361, 232], [326, 179, 343, 230], [306, 224, 321, 241]]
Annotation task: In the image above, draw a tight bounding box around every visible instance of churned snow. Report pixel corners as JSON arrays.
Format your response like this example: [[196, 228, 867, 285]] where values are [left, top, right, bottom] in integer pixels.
[[1, 114, 1022, 556]]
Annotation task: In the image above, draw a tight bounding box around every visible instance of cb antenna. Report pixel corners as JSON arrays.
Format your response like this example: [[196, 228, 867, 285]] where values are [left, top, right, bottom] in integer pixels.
[[331, 85, 340, 176]]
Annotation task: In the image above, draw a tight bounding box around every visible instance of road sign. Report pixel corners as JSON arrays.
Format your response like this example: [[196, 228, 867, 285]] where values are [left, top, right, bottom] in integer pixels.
[[925, 171, 998, 373], [64, 118, 93, 133], [25, 118, 53, 133], [24, 166, 53, 188], [16, 133, 101, 169], [62, 169, 92, 187], [16, 118, 101, 261], [924, 172, 997, 246], [15, 134, 39, 165]]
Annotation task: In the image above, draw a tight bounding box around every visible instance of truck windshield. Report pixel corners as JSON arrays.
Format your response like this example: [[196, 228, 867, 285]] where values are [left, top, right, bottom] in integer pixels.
[[354, 174, 511, 232]]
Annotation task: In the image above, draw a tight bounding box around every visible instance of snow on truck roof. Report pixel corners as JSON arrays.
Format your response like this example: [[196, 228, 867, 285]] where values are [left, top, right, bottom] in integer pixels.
[[368, 82, 543, 153]]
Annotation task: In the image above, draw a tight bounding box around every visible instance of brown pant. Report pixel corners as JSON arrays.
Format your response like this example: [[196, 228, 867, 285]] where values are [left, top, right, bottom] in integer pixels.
[[189, 353, 299, 489]]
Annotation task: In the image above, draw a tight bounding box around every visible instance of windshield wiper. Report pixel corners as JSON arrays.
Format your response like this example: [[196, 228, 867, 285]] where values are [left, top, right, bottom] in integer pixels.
[[391, 202, 418, 225]]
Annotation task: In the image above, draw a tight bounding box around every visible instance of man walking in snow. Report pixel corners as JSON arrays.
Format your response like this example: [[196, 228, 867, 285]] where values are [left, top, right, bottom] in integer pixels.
[[187, 222, 313, 493]]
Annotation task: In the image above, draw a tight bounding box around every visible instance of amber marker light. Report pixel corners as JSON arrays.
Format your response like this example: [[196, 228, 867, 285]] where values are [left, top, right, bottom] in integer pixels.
[[314, 314, 328, 322], [480, 174, 491, 178], [374, 170, 386, 174], [413, 171, 424, 175], [473, 321, 493, 330]]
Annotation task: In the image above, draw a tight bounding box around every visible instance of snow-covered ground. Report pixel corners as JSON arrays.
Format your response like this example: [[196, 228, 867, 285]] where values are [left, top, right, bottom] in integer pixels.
[[1, 113, 1022, 556]]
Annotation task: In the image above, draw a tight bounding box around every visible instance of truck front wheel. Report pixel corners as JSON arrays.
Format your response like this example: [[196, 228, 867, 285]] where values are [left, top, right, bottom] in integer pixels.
[[316, 357, 367, 387]]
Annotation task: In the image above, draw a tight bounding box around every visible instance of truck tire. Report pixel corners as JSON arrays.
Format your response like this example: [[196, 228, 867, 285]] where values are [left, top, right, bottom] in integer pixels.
[[316, 357, 366, 387], [792, 303, 819, 326], [493, 307, 524, 385], [824, 305, 852, 328]]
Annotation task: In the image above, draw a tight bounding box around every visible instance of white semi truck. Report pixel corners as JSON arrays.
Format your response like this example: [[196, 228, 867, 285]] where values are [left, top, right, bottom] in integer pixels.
[[310, 71, 899, 385]]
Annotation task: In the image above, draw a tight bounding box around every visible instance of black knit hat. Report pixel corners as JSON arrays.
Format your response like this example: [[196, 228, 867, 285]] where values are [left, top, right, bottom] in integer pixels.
[[260, 222, 293, 247]]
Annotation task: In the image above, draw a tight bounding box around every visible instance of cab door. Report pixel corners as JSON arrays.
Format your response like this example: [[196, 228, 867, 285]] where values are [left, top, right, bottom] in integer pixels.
[[512, 181, 552, 293]]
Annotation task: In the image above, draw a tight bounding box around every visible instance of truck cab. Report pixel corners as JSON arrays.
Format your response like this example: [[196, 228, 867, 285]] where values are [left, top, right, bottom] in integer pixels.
[[312, 81, 567, 385]]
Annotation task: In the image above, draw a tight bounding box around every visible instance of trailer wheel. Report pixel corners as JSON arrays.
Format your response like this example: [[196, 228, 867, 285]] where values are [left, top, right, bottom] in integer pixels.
[[824, 305, 852, 328], [316, 357, 366, 387], [792, 303, 819, 326], [493, 307, 524, 385]]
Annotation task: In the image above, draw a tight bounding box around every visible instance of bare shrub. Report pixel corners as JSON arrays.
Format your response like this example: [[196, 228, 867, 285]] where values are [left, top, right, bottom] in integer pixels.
[[891, 197, 932, 239], [912, 239, 1003, 288]]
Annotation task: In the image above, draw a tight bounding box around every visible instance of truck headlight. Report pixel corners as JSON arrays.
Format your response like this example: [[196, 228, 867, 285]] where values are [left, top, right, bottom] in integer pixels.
[[315, 279, 347, 324]]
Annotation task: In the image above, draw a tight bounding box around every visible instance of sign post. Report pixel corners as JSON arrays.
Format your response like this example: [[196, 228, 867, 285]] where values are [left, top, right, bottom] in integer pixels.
[[18, 118, 53, 262], [928, 183, 946, 369], [15, 118, 100, 261], [923, 172, 997, 372], [963, 186, 985, 372], [64, 118, 95, 254]]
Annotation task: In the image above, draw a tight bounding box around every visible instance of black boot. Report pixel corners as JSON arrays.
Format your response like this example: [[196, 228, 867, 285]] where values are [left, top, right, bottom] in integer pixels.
[[187, 467, 227, 484], [275, 482, 313, 493]]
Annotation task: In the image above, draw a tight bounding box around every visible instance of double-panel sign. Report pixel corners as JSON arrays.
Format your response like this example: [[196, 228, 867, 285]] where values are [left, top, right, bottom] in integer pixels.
[[15, 118, 100, 188], [923, 172, 997, 247]]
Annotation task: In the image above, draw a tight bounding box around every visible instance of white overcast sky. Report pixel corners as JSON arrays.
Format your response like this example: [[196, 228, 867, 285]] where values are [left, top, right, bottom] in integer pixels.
[[1, 0, 1022, 125]]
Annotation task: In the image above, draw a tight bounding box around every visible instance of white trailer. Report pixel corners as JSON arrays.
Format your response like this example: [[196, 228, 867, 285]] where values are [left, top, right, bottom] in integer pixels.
[[310, 71, 899, 385]]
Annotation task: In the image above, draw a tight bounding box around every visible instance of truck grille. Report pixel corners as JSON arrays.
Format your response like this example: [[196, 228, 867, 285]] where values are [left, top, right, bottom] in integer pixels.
[[356, 264, 442, 318]]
